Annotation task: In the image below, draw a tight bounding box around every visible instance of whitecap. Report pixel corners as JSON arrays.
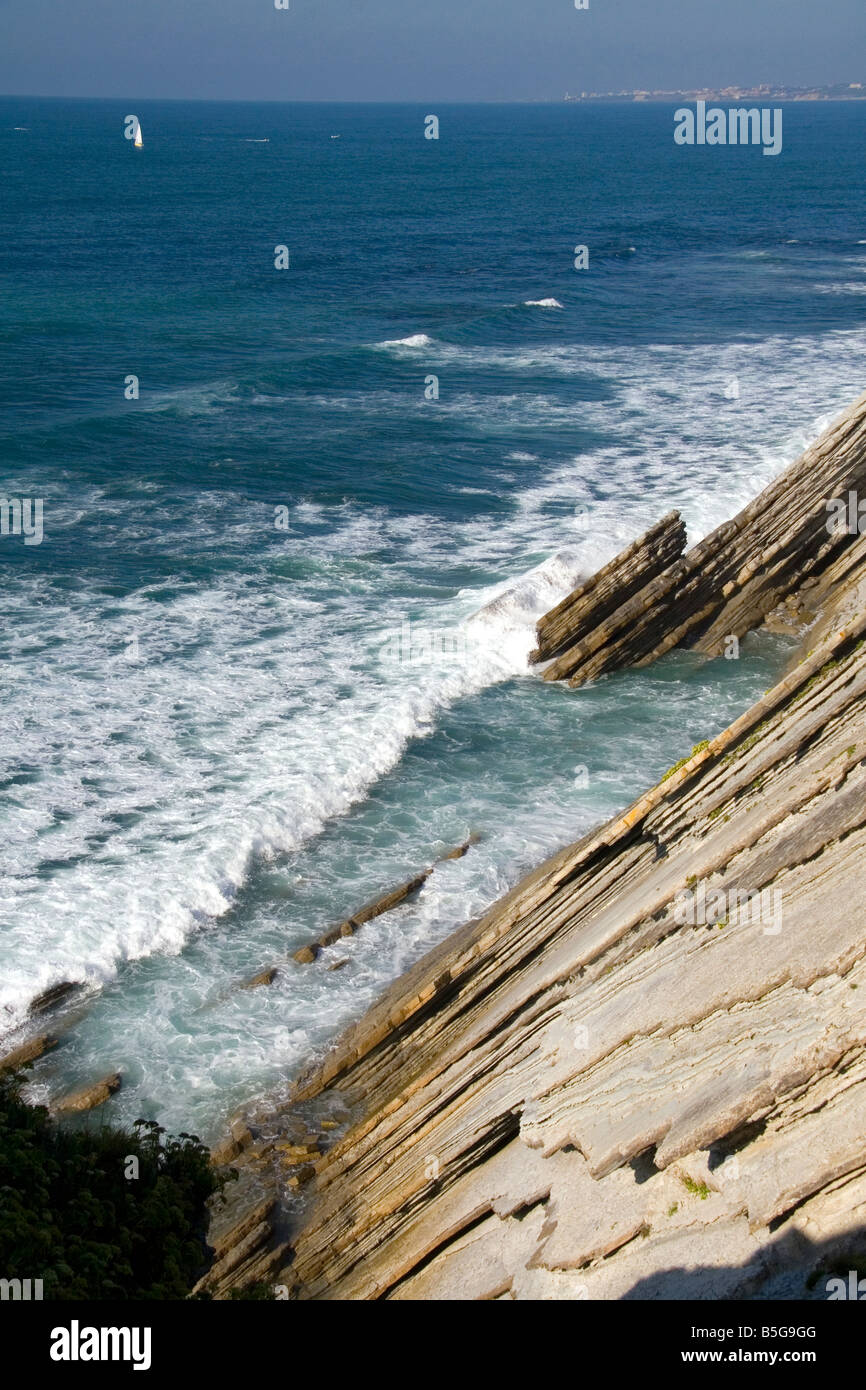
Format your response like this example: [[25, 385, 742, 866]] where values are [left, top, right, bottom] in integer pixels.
[[376, 333, 435, 349]]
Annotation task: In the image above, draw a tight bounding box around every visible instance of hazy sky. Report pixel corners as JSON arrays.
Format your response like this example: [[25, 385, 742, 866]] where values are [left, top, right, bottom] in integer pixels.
[[1, 0, 863, 102]]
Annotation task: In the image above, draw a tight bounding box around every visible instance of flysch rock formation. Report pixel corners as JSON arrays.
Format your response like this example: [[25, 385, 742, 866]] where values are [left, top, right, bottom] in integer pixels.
[[531, 388, 866, 688], [530, 510, 687, 672], [52, 1072, 122, 1114], [200, 391, 866, 1300], [203, 598, 866, 1297]]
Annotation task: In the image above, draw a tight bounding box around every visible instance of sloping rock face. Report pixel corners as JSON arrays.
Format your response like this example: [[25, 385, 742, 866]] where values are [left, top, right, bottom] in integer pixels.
[[530, 511, 688, 673], [271, 603, 866, 1300], [533, 389, 866, 688], [194, 1170, 290, 1300]]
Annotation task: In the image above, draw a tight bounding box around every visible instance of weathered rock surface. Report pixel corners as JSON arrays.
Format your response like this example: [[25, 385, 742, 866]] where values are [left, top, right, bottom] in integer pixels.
[[530, 510, 687, 672], [193, 1170, 289, 1299], [53, 1072, 122, 1114], [28, 981, 80, 1016], [534, 388, 866, 688], [0, 1032, 58, 1071], [269, 610, 866, 1300]]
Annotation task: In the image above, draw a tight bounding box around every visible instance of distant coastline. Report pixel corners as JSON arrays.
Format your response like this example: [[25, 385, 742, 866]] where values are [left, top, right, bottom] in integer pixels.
[[565, 81, 866, 103]]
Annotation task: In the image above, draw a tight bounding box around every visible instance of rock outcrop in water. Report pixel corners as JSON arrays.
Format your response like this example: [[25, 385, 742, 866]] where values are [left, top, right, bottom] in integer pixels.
[[530, 510, 687, 673], [290, 837, 480, 964], [0, 1033, 57, 1071], [53, 1072, 123, 1114], [204, 390, 866, 1300], [532, 389, 866, 688]]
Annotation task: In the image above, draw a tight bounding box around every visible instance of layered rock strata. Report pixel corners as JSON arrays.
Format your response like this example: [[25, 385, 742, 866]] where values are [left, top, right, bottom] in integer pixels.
[[533, 389, 866, 688], [530, 510, 687, 671], [273, 607, 866, 1299], [192, 390, 866, 1297]]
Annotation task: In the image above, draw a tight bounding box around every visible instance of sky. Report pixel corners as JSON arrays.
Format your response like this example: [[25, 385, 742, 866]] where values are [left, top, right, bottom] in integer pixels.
[[0, 0, 864, 103]]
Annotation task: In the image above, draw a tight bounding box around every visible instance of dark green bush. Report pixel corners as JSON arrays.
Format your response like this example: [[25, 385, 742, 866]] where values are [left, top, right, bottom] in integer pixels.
[[0, 1070, 220, 1299]]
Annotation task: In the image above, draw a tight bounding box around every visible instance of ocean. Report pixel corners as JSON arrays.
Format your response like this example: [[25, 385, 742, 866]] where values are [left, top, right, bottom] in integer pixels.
[[2, 97, 865, 1139]]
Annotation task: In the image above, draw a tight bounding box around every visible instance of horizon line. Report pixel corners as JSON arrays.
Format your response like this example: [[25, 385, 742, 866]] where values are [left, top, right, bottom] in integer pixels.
[[2, 89, 862, 106]]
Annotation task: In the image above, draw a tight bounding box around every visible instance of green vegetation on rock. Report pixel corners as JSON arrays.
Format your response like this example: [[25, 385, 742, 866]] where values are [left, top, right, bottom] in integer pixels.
[[661, 741, 710, 782]]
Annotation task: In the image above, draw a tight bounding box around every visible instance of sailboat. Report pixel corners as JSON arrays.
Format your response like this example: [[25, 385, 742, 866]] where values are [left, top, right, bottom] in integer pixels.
[[134, 119, 143, 149]]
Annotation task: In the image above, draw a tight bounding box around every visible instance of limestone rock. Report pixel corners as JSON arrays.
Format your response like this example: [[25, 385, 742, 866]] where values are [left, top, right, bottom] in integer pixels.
[[210, 1135, 243, 1166], [53, 1072, 122, 1114], [531, 510, 687, 670], [0, 1032, 57, 1071], [201, 389, 866, 1300], [29, 981, 79, 1015], [271, 612, 866, 1299], [534, 388, 866, 688]]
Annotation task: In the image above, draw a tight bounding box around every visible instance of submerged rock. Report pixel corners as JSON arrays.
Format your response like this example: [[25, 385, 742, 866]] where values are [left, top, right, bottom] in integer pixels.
[[29, 981, 80, 1016], [240, 967, 279, 990], [291, 837, 480, 965]]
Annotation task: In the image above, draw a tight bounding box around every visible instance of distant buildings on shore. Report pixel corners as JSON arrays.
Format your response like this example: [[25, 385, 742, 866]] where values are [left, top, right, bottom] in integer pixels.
[[564, 82, 865, 103]]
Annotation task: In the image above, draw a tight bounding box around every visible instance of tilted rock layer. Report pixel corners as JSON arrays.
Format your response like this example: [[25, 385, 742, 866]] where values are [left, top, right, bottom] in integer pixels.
[[204, 391, 866, 1300], [533, 388, 866, 688]]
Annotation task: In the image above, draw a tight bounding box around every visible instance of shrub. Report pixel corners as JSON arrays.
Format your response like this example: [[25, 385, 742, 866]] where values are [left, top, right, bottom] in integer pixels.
[[0, 1070, 221, 1299]]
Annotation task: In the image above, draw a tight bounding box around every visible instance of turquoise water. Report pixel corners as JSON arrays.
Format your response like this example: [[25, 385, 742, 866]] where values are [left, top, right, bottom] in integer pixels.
[[1, 99, 865, 1137]]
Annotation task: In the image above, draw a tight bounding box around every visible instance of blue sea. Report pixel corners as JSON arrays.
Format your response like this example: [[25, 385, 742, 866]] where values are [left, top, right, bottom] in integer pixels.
[[2, 98, 865, 1139]]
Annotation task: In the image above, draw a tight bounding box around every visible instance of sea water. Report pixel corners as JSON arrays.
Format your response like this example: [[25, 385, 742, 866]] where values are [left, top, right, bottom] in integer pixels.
[[1, 99, 865, 1137]]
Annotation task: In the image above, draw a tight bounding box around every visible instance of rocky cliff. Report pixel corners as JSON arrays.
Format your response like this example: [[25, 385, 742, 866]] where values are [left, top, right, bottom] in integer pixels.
[[531, 389, 866, 689], [201, 390, 866, 1301]]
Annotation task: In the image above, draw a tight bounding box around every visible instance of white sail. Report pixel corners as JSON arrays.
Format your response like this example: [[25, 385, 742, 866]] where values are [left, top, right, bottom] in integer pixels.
[[134, 119, 143, 148]]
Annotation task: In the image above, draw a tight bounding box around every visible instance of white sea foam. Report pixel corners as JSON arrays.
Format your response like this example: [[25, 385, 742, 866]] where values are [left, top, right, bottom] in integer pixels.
[[524, 298, 564, 308], [376, 333, 435, 349], [465, 550, 587, 663], [5, 323, 866, 1047], [814, 282, 866, 296]]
